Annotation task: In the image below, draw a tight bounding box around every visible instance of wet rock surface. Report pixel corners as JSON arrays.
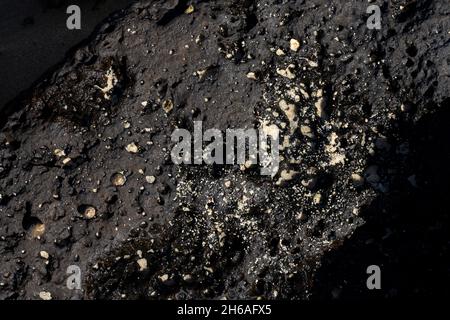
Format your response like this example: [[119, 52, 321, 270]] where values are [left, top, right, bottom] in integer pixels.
[[0, 0, 449, 299]]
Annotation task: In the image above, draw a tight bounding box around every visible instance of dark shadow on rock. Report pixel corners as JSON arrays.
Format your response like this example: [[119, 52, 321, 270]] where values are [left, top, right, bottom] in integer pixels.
[[312, 100, 450, 300]]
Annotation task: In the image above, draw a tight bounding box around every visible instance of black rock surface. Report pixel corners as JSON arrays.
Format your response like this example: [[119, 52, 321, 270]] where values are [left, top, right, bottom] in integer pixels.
[[0, 0, 449, 300]]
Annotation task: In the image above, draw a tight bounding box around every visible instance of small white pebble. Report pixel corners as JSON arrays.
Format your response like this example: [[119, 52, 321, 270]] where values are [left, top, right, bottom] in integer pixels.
[[246, 72, 257, 80], [53, 149, 66, 157], [183, 274, 192, 281], [126, 142, 139, 154], [313, 193, 322, 205], [39, 291, 52, 300], [290, 38, 301, 52], [112, 173, 126, 186], [137, 258, 148, 271], [159, 274, 169, 282], [276, 48, 285, 56], [145, 176, 156, 184], [84, 206, 96, 219]]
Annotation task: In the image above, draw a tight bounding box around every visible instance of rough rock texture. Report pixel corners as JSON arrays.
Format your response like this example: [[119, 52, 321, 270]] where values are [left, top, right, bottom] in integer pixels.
[[0, 0, 449, 299]]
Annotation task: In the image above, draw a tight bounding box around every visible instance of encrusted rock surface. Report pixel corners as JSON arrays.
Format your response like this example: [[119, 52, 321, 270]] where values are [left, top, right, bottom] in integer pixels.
[[0, 0, 449, 299]]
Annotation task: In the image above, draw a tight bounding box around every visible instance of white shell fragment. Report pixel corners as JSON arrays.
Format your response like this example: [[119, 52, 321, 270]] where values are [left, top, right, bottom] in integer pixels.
[[290, 38, 300, 52], [39, 291, 52, 300], [126, 142, 140, 154], [145, 175, 156, 184], [137, 258, 148, 271]]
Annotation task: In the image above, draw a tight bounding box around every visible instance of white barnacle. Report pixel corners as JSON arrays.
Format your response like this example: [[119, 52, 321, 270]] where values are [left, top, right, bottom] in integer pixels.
[[95, 67, 118, 100]]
